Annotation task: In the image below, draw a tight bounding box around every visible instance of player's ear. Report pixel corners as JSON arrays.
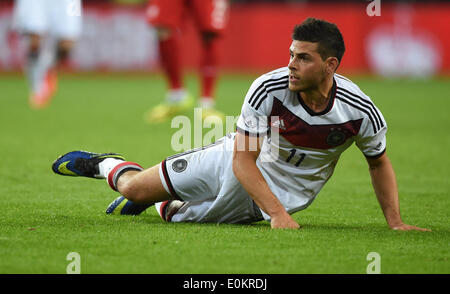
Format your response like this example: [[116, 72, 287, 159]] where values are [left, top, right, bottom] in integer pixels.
[[325, 57, 339, 74]]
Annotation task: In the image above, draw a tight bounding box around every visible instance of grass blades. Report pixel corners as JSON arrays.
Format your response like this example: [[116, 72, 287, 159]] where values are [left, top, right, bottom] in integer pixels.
[[0, 73, 449, 273]]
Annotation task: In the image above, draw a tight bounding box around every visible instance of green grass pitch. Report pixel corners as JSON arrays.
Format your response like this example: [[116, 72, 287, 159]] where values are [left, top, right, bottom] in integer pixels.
[[0, 72, 449, 274]]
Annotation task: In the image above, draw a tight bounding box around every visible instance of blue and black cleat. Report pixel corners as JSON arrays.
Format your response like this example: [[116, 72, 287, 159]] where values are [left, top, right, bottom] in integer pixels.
[[52, 151, 124, 178], [106, 196, 153, 215]]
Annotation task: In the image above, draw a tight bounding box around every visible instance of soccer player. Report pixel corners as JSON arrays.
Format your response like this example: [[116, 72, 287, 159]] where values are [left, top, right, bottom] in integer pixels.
[[12, 0, 82, 109], [144, 0, 229, 123], [52, 18, 430, 231]]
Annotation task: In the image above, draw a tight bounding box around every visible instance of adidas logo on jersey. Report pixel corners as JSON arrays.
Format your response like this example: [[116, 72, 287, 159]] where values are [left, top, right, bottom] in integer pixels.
[[375, 142, 383, 151]]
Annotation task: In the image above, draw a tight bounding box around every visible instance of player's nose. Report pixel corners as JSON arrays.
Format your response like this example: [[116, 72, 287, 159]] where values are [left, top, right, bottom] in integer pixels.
[[288, 58, 298, 71]]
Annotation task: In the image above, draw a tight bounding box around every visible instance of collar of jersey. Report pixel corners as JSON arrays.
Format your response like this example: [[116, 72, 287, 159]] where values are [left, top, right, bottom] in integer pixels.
[[297, 78, 337, 116]]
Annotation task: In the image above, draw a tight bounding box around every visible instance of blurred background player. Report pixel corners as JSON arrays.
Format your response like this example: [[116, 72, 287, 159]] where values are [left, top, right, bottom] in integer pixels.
[[145, 0, 229, 123], [12, 0, 83, 109]]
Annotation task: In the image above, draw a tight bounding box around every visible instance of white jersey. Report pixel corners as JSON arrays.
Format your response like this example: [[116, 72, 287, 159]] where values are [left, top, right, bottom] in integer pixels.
[[12, 0, 83, 39], [236, 67, 387, 219]]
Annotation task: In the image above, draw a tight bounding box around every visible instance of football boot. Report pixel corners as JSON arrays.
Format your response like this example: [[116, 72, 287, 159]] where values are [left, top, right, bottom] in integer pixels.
[[106, 196, 153, 215], [52, 151, 124, 178]]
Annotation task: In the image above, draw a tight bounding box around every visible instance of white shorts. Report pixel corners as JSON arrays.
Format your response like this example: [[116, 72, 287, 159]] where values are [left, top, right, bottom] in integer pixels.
[[157, 133, 263, 224], [12, 0, 83, 39]]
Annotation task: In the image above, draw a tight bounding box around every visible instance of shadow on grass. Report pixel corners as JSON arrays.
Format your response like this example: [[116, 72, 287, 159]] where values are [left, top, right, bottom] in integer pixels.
[[117, 216, 391, 233], [303, 222, 386, 232], [29, 209, 430, 235]]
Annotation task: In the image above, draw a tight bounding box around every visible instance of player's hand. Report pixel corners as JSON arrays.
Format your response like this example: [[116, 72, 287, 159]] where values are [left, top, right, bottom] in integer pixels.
[[270, 213, 301, 229], [390, 223, 431, 232]]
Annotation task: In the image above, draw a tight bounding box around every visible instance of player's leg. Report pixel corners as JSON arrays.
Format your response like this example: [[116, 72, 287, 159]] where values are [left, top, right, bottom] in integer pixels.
[[157, 197, 263, 224], [52, 0, 82, 69], [156, 27, 184, 102], [145, 0, 194, 123], [55, 39, 75, 70], [52, 135, 262, 223], [192, 0, 229, 121], [39, 38, 76, 98], [106, 165, 175, 215], [114, 165, 171, 204], [32, 0, 82, 107], [12, 0, 54, 108], [37, 38, 75, 100], [27, 37, 60, 109], [25, 33, 44, 95], [52, 151, 173, 215], [155, 134, 262, 224], [198, 31, 224, 121]]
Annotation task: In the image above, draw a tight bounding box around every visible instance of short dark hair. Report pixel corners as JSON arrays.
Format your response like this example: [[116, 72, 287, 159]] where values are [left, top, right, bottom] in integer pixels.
[[292, 18, 345, 64]]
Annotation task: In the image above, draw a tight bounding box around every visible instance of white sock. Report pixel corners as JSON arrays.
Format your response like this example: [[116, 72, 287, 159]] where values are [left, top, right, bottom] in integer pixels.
[[200, 97, 215, 109], [25, 51, 40, 93], [28, 52, 55, 94], [102, 160, 144, 191], [166, 89, 187, 103], [97, 158, 125, 179]]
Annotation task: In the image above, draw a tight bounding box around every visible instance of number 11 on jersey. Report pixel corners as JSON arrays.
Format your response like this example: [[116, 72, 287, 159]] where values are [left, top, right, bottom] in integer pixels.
[[286, 149, 306, 167]]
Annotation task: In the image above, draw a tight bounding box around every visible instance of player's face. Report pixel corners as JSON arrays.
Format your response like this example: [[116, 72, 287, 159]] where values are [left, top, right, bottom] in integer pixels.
[[287, 41, 327, 92]]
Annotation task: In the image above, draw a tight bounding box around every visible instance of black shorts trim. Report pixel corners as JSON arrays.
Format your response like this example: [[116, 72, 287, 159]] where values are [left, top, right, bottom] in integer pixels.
[[365, 148, 386, 159], [161, 160, 182, 201]]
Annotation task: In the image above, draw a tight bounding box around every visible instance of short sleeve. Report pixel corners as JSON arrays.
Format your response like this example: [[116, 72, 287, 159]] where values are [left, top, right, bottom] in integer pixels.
[[236, 76, 274, 136], [355, 104, 387, 158]]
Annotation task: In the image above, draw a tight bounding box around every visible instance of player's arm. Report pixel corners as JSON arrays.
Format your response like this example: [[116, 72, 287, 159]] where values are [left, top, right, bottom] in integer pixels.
[[366, 153, 431, 231], [232, 131, 300, 229]]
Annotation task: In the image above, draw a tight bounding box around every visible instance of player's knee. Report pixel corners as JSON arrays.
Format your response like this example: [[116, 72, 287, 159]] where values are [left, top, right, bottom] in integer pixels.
[[28, 35, 41, 56], [118, 181, 138, 201], [56, 40, 74, 63], [118, 180, 148, 204], [57, 47, 70, 62]]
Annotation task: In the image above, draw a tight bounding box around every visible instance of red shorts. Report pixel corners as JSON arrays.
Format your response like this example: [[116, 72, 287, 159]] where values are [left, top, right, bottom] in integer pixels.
[[146, 0, 229, 33]]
